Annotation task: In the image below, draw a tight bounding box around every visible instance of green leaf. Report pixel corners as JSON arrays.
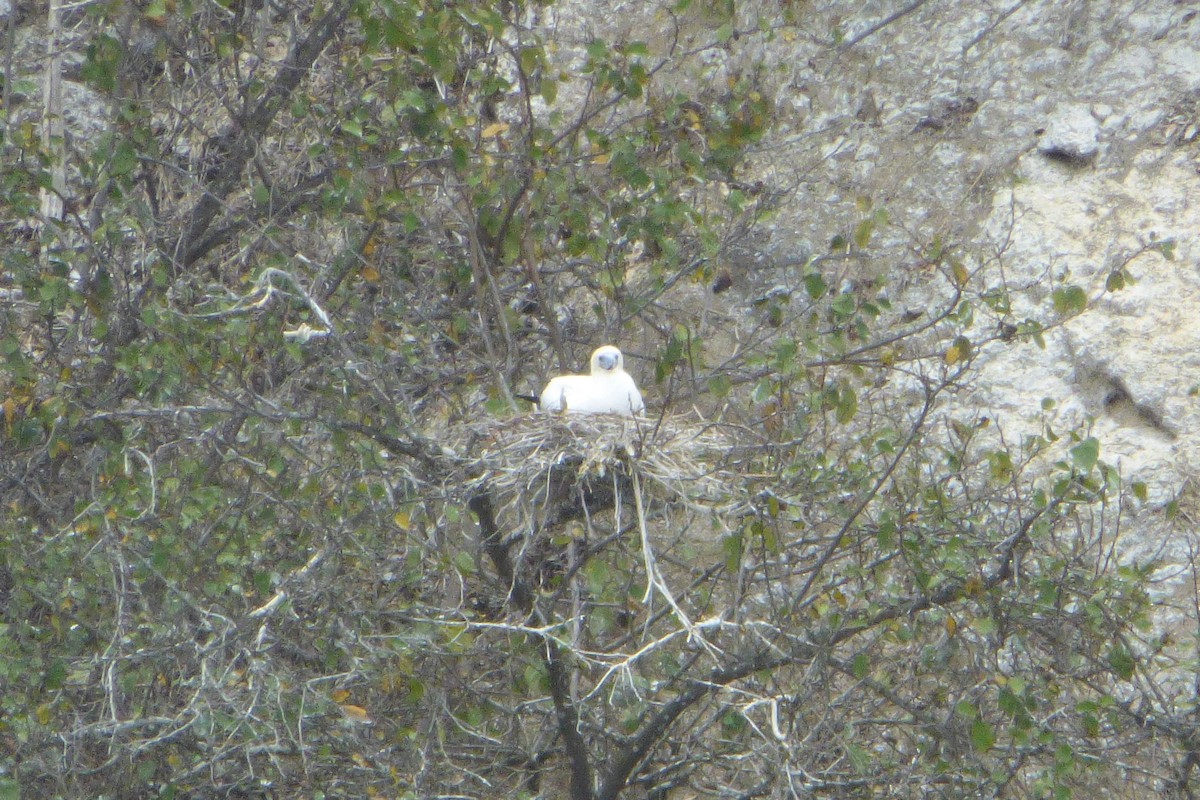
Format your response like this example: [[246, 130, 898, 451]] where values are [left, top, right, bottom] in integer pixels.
[[519, 46, 541, 74], [845, 742, 872, 773], [43, 659, 66, 691], [970, 718, 995, 752], [803, 271, 826, 299], [720, 710, 746, 736], [997, 686, 1022, 716], [585, 39, 609, 61], [484, 394, 509, 416], [835, 386, 857, 424], [707, 373, 731, 398], [831, 292, 855, 317], [722, 532, 743, 572], [852, 217, 873, 249], [1107, 645, 1135, 680], [988, 450, 1013, 482], [1051, 285, 1087, 316], [981, 288, 1010, 313], [452, 550, 475, 576], [451, 141, 469, 172], [944, 335, 972, 365], [1155, 238, 1176, 260], [0, 778, 19, 800], [110, 140, 138, 177], [144, 0, 168, 21], [1069, 437, 1100, 473], [81, 34, 122, 94], [876, 516, 896, 549], [851, 652, 868, 680], [524, 662, 549, 694]]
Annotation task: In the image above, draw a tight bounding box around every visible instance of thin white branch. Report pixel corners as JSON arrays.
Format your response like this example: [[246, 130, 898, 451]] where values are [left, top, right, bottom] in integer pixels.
[[125, 447, 157, 520], [632, 470, 722, 658], [190, 265, 335, 343], [248, 546, 327, 619]]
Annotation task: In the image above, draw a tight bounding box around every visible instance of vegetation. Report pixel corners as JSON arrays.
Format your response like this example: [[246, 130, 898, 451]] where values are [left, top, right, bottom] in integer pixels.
[[1, 1, 1195, 798]]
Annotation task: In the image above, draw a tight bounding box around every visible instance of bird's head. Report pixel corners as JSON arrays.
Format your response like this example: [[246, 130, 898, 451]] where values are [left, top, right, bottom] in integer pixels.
[[590, 345, 624, 374]]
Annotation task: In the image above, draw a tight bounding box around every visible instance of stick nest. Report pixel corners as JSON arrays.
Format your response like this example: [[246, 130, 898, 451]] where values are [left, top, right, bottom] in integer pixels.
[[452, 413, 750, 531]]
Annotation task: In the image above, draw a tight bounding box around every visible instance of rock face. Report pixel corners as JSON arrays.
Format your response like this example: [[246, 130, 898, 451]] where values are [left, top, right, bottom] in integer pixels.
[[976, 153, 1199, 510], [855, 3, 1197, 587], [1037, 104, 1101, 162], [549, 1, 1200, 587]]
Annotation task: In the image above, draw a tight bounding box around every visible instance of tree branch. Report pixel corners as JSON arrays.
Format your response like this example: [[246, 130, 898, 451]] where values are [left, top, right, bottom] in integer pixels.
[[170, 0, 353, 270], [470, 491, 596, 800], [595, 497, 1061, 800]]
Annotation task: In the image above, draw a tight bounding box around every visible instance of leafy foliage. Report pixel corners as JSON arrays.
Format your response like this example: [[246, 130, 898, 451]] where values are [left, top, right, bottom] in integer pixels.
[[0, 1, 1194, 799]]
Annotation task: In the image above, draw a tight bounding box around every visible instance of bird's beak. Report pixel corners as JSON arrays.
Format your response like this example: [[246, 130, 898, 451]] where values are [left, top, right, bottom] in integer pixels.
[[597, 353, 617, 370]]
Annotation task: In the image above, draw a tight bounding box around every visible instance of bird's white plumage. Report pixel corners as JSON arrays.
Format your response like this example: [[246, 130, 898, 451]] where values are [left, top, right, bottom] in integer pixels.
[[539, 345, 644, 416]]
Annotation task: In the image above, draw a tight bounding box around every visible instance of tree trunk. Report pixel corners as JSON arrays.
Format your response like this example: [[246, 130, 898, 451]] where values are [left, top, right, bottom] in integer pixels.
[[39, 0, 64, 225]]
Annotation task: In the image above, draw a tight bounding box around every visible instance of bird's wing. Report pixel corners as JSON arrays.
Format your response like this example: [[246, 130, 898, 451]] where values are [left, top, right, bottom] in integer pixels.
[[539, 374, 642, 415], [624, 379, 645, 413], [538, 376, 574, 412]]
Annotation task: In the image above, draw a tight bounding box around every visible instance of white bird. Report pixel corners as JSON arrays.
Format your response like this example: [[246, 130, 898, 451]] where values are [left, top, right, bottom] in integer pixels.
[[538, 345, 645, 416]]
